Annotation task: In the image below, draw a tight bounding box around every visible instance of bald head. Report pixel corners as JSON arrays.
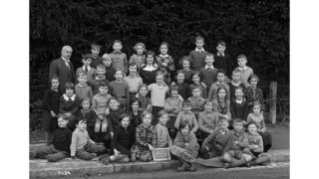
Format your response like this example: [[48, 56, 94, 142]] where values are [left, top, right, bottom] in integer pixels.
[[61, 45, 73, 60]]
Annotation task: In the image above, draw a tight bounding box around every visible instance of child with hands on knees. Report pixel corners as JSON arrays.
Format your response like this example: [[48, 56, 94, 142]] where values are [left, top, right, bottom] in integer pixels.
[[59, 82, 81, 131], [130, 112, 157, 162], [42, 76, 62, 146]]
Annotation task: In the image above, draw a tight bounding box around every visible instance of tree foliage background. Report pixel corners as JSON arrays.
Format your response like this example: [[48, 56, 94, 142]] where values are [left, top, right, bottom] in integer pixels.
[[30, 0, 289, 130]]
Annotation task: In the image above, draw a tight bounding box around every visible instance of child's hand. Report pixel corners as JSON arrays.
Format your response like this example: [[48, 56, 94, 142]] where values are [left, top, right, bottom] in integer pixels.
[[66, 113, 71, 117], [162, 62, 168, 67], [254, 145, 259, 149], [105, 108, 110, 115], [243, 121, 247, 125], [201, 82, 207, 88], [234, 141, 238, 145], [98, 115, 104, 120], [185, 143, 189, 147], [110, 132, 114, 138], [148, 144, 154, 150], [114, 149, 120, 155], [261, 128, 266, 133], [50, 111, 56, 118]]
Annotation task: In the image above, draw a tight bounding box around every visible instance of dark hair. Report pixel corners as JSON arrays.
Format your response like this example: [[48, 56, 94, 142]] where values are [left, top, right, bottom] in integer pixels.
[[57, 114, 69, 121], [237, 54, 247, 61], [216, 69, 226, 76], [234, 86, 244, 93], [96, 64, 106, 71], [113, 40, 122, 46], [157, 110, 169, 121], [83, 54, 94, 61], [190, 71, 201, 83], [175, 70, 185, 81], [108, 97, 120, 105], [130, 99, 141, 111], [144, 50, 157, 67], [233, 118, 244, 124], [119, 113, 130, 122], [142, 111, 153, 121], [182, 100, 191, 107], [170, 85, 179, 94], [205, 53, 214, 59], [195, 36, 204, 43], [65, 82, 75, 91], [179, 123, 190, 131], [252, 101, 263, 112], [232, 69, 241, 75], [75, 117, 87, 125], [219, 118, 229, 124], [133, 42, 146, 53], [81, 98, 91, 105], [180, 56, 192, 68], [159, 42, 169, 54], [99, 81, 109, 88], [216, 86, 228, 101], [51, 75, 59, 87], [91, 43, 101, 50], [203, 100, 213, 107], [217, 41, 226, 47], [247, 121, 258, 128], [248, 74, 260, 83]]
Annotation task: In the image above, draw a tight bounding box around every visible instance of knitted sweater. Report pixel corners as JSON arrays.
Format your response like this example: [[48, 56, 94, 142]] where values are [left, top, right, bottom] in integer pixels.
[[107, 107, 126, 133], [75, 83, 94, 101], [59, 94, 80, 115], [174, 111, 198, 132], [89, 76, 110, 95], [228, 81, 245, 101], [91, 93, 112, 115], [246, 132, 263, 153], [188, 96, 205, 114], [123, 75, 143, 93], [176, 81, 191, 100], [198, 111, 219, 133], [231, 130, 249, 150], [234, 66, 253, 88], [202, 129, 234, 155], [189, 50, 208, 71], [70, 129, 94, 156], [76, 109, 97, 132], [139, 67, 158, 85], [75, 66, 96, 83], [189, 83, 207, 98], [129, 54, 146, 69], [199, 67, 218, 88], [110, 51, 128, 73], [246, 113, 266, 130], [51, 127, 72, 153], [164, 97, 183, 116], [174, 131, 198, 151], [112, 126, 135, 151], [104, 66, 116, 82], [230, 98, 249, 121], [207, 81, 231, 101], [213, 53, 232, 77], [155, 123, 172, 148], [148, 83, 169, 107]]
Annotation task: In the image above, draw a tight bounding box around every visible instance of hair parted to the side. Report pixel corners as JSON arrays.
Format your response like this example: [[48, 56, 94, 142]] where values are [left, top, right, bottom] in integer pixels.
[[157, 110, 170, 120], [237, 54, 247, 61], [142, 111, 153, 121], [248, 74, 260, 83], [203, 100, 213, 107], [233, 118, 244, 124], [252, 101, 264, 111], [234, 86, 244, 93], [195, 36, 204, 43], [133, 42, 146, 52], [113, 40, 122, 46], [216, 86, 228, 100], [159, 42, 170, 53], [216, 69, 226, 76], [119, 113, 130, 122], [65, 82, 75, 91], [97, 64, 106, 71], [182, 100, 192, 107], [91, 43, 101, 50], [75, 117, 87, 125], [179, 123, 190, 131], [78, 72, 88, 78], [217, 40, 226, 47]]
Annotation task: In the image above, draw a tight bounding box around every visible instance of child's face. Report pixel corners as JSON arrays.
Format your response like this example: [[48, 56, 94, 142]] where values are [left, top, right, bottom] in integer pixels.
[[51, 79, 59, 89], [176, 73, 185, 83], [192, 74, 200, 84], [91, 48, 100, 57], [156, 75, 164, 84], [182, 60, 190, 70], [136, 45, 144, 55], [204, 102, 213, 112], [216, 45, 226, 53], [160, 45, 168, 55], [98, 86, 108, 95], [121, 117, 130, 128], [66, 88, 74, 96], [78, 76, 87, 85], [205, 56, 214, 65], [250, 78, 258, 89], [235, 89, 243, 99], [143, 114, 152, 126], [182, 105, 191, 112], [192, 88, 201, 98], [159, 114, 168, 125], [195, 40, 204, 49], [219, 120, 229, 131], [131, 101, 139, 111], [233, 122, 243, 132], [232, 72, 241, 82], [129, 65, 137, 75], [82, 58, 92, 66], [139, 87, 148, 96], [238, 58, 247, 68], [217, 89, 226, 99], [102, 58, 112, 67], [253, 105, 261, 115], [181, 125, 189, 135], [115, 71, 123, 80], [248, 124, 257, 133], [58, 118, 68, 128], [146, 55, 154, 64], [77, 120, 87, 131], [97, 68, 106, 77], [82, 100, 90, 110], [217, 73, 225, 83], [109, 99, 120, 110], [113, 43, 122, 51], [171, 90, 178, 98]]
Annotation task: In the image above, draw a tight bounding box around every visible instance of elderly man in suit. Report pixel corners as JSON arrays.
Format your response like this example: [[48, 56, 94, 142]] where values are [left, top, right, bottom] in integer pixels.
[[49, 45, 76, 92]]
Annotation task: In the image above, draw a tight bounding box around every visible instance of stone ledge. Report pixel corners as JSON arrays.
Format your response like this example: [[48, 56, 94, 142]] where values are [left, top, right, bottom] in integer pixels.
[[29, 149, 289, 178]]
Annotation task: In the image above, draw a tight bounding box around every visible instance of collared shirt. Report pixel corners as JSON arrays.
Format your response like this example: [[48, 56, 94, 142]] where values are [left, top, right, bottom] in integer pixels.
[[63, 94, 76, 101], [238, 66, 248, 71], [205, 65, 214, 70], [236, 99, 244, 104], [219, 129, 229, 135], [82, 65, 91, 72], [62, 56, 70, 68], [195, 48, 205, 53], [217, 53, 225, 57]]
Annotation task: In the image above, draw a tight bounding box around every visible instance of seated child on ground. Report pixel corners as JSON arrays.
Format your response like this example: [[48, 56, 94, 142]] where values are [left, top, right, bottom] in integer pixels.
[[155, 110, 173, 148], [91, 81, 112, 144], [76, 99, 97, 140], [59, 82, 80, 131], [30, 115, 72, 162], [70, 118, 108, 161], [199, 118, 234, 159], [222, 119, 252, 169], [245, 122, 271, 167], [102, 114, 136, 164], [198, 101, 219, 139], [246, 101, 272, 152], [130, 112, 157, 162], [170, 124, 199, 172]]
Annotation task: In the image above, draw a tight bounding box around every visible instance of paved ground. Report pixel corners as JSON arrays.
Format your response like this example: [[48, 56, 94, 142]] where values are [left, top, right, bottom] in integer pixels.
[[49, 163, 289, 179]]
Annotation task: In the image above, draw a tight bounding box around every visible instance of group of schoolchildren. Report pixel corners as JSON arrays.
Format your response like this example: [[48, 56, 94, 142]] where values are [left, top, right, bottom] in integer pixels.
[[30, 36, 273, 171]]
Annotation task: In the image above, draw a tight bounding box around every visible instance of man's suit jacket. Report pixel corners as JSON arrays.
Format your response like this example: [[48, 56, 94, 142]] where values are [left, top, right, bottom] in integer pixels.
[[49, 57, 76, 92]]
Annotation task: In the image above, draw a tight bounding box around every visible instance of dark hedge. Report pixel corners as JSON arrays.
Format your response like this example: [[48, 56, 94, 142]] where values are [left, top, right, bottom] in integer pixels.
[[30, 0, 289, 129]]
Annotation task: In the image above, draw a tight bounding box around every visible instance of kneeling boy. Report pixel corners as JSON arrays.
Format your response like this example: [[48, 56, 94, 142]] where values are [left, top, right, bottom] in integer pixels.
[[222, 119, 252, 168], [199, 118, 234, 159], [30, 115, 72, 162], [70, 118, 108, 161]]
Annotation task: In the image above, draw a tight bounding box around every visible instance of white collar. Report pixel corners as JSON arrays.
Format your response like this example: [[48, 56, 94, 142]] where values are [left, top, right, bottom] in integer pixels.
[[63, 94, 76, 101], [231, 81, 242, 86], [61, 56, 70, 63], [195, 48, 205, 52], [219, 129, 228, 134], [216, 81, 225, 85], [236, 99, 243, 104], [205, 65, 214, 70], [83, 66, 91, 71], [144, 65, 156, 71], [159, 54, 169, 58], [95, 76, 105, 80], [238, 66, 247, 71], [217, 52, 225, 57]]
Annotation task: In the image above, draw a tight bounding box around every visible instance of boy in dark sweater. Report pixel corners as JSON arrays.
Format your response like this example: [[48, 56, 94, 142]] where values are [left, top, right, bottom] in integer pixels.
[[90, 44, 103, 68], [189, 36, 209, 71], [76, 99, 97, 140], [89, 65, 111, 95], [30, 115, 72, 162], [199, 53, 218, 93], [213, 41, 232, 79], [222, 119, 252, 168], [199, 118, 234, 159], [228, 69, 245, 101], [102, 54, 116, 82]]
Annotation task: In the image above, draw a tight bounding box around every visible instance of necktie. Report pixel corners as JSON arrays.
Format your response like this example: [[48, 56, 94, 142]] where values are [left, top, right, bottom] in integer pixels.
[[85, 66, 88, 72]]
